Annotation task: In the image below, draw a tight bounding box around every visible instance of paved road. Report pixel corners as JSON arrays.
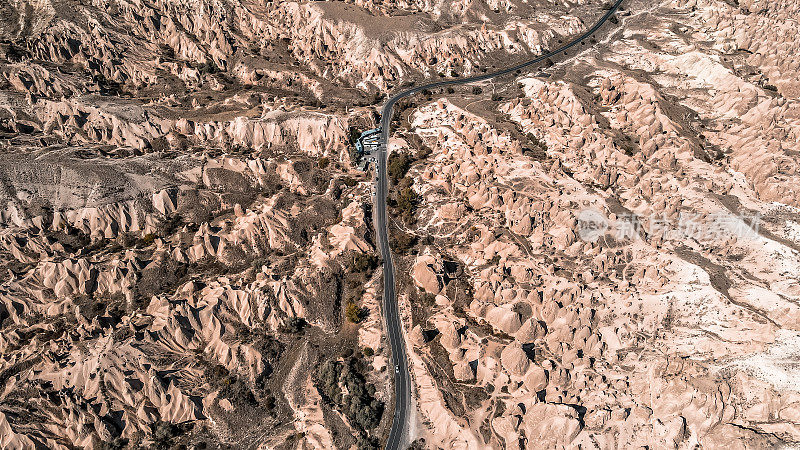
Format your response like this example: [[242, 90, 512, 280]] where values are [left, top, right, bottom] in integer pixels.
[[374, 1, 624, 448]]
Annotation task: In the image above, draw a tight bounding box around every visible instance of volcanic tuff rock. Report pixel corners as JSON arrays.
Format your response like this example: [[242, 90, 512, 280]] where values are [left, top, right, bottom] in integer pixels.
[[1, 0, 800, 447], [397, 0, 800, 443]]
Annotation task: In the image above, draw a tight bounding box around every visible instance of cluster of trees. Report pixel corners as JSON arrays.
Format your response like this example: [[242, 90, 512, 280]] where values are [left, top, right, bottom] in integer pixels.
[[387, 152, 413, 183], [351, 252, 378, 273], [206, 364, 258, 406], [202, 335, 282, 408], [391, 98, 417, 129], [150, 421, 189, 450], [315, 357, 384, 447], [280, 316, 307, 333], [344, 252, 379, 323], [386, 178, 422, 230], [387, 151, 422, 228], [394, 182, 420, 224], [347, 126, 362, 145]]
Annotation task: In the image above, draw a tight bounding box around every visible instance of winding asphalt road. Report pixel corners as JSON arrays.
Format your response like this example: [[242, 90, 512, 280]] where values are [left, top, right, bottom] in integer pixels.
[[374, 1, 624, 448]]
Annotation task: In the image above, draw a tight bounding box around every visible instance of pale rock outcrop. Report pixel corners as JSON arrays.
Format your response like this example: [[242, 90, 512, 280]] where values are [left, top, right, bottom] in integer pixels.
[[499, 342, 529, 376], [485, 304, 522, 334], [412, 254, 442, 294], [522, 403, 582, 447]]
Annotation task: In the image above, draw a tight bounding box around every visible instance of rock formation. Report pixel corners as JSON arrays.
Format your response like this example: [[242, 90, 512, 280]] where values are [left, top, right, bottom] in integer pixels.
[[1, 0, 799, 447]]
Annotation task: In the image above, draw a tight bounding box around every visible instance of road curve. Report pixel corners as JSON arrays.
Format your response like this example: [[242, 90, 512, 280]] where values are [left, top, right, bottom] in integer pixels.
[[374, 1, 624, 448]]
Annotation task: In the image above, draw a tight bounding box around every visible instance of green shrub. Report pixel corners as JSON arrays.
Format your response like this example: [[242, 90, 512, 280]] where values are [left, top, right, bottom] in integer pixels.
[[346, 302, 368, 323]]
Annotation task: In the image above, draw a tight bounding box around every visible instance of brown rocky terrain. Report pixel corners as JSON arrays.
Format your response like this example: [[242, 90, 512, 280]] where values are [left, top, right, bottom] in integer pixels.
[[0, 0, 798, 448], [395, 0, 800, 447]]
